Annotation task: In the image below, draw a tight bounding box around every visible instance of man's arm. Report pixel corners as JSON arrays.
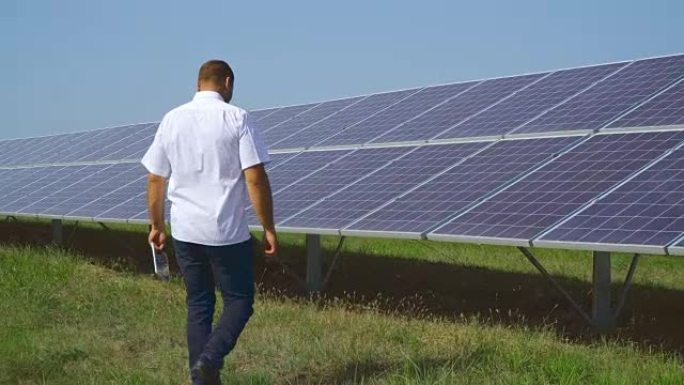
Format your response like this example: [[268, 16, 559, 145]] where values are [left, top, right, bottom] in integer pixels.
[[244, 164, 278, 256], [147, 173, 167, 250]]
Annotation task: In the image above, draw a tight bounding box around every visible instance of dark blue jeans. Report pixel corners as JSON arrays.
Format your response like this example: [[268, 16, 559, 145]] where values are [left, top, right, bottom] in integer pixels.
[[173, 237, 255, 372]]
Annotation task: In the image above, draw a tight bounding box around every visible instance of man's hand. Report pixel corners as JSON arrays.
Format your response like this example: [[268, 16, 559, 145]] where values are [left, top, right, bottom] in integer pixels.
[[263, 229, 278, 257], [149, 226, 166, 251]]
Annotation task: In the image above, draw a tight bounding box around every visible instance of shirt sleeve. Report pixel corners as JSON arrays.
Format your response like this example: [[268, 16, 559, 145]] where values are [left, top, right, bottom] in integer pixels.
[[238, 112, 271, 170], [141, 119, 172, 178]]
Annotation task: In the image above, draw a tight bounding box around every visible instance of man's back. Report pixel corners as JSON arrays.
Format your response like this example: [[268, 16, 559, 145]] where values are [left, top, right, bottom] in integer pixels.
[[142, 91, 270, 246]]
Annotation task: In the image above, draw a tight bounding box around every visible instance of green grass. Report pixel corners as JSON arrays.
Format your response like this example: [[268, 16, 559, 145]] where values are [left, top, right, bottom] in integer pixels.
[[1, 244, 683, 384]]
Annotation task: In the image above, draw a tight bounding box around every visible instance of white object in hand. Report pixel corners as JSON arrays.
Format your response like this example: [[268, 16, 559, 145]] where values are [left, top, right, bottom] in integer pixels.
[[150, 243, 171, 282]]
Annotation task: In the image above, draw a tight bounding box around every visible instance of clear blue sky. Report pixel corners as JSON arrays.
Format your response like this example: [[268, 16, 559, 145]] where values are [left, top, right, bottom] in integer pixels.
[[2, 0, 682, 139]]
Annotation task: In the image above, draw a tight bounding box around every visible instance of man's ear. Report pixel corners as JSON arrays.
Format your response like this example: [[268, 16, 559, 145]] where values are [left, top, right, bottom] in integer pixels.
[[225, 77, 232, 89]]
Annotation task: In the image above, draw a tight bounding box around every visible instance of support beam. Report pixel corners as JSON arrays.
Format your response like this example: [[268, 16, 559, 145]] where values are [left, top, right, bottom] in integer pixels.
[[51, 219, 63, 246], [518, 247, 638, 333], [305, 234, 322, 294], [592, 251, 613, 332]]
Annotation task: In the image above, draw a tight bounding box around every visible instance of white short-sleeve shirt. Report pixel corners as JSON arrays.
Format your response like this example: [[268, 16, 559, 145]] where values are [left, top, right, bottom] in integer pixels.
[[141, 91, 270, 246]]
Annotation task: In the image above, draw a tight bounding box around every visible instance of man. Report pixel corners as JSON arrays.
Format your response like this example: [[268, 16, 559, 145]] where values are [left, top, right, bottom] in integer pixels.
[[142, 60, 278, 385]]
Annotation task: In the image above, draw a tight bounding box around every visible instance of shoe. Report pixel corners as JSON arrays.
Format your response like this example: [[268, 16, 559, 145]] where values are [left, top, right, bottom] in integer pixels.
[[190, 359, 221, 385]]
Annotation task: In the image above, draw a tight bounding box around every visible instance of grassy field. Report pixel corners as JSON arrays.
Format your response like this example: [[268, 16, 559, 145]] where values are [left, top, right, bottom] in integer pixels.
[[1, 219, 684, 384]]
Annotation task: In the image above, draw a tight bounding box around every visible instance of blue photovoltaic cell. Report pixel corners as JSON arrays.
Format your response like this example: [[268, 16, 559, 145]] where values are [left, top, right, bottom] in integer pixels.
[[256, 104, 318, 133], [99, 123, 159, 161], [60, 126, 146, 163], [22, 132, 91, 164], [272, 147, 413, 225], [66, 166, 147, 219], [435, 62, 628, 139], [538, 146, 684, 249], [281, 142, 487, 230], [1, 166, 99, 213], [0, 135, 65, 166], [246, 149, 355, 226], [430, 131, 684, 242], [0, 137, 41, 165], [607, 79, 684, 129], [316, 82, 478, 147], [264, 97, 363, 147], [265, 152, 299, 171], [129, 198, 172, 221], [24, 163, 140, 216], [345, 137, 578, 234], [250, 108, 280, 122], [371, 73, 546, 144], [73, 124, 155, 162], [272, 88, 420, 149], [514, 55, 684, 134], [0, 167, 70, 212], [0, 139, 13, 163], [266, 150, 352, 191], [0, 168, 47, 200]]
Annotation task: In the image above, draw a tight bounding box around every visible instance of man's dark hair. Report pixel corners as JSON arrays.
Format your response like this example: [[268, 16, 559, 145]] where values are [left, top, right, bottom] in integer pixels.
[[198, 60, 234, 85]]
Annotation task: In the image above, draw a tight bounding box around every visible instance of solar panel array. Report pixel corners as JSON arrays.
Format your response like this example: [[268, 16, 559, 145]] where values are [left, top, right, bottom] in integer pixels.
[[1, 53, 683, 255]]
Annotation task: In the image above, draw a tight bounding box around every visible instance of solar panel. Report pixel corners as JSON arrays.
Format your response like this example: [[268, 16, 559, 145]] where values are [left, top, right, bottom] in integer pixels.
[[1, 124, 159, 167], [272, 88, 421, 149], [265, 152, 300, 171], [279, 141, 487, 232], [70, 124, 156, 162], [256, 104, 319, 132], [606, 78, 684, 130], [264, 150, 353, 194], [343, 137, 579, 236], [271, 146, 415, 228], [0, 136, 55, 166], [0, 167, 49, 201], [315, 82, 478, 147], [263, 97, 364, 147], [428, 131, 684, 245], [99, 124, 159, 161], [535, 146, 684, 254], [2, 54, 683, 258], [65, 166, 147, 219], [513, 55, 684, 135], [0, 165, 93, 214], [434, 62, 628, 139], [370, 73, 546, 144], [20, 163, 140, 217], [250, 108, 280, 122]]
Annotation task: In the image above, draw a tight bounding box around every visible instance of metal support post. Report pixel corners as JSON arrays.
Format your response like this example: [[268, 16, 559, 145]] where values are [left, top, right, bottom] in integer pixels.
[[592, 251, 614, 332], [305, 234, 322, 294], [51, 219, 63, 246]]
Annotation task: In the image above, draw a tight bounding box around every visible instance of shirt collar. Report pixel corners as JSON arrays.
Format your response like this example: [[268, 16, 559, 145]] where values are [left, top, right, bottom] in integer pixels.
[[193, 91, 225, 101]]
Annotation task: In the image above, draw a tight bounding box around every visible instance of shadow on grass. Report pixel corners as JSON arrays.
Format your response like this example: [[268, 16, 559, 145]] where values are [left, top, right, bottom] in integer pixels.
[[286, 356, 465, 385], [2, 219, 683, 358]]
